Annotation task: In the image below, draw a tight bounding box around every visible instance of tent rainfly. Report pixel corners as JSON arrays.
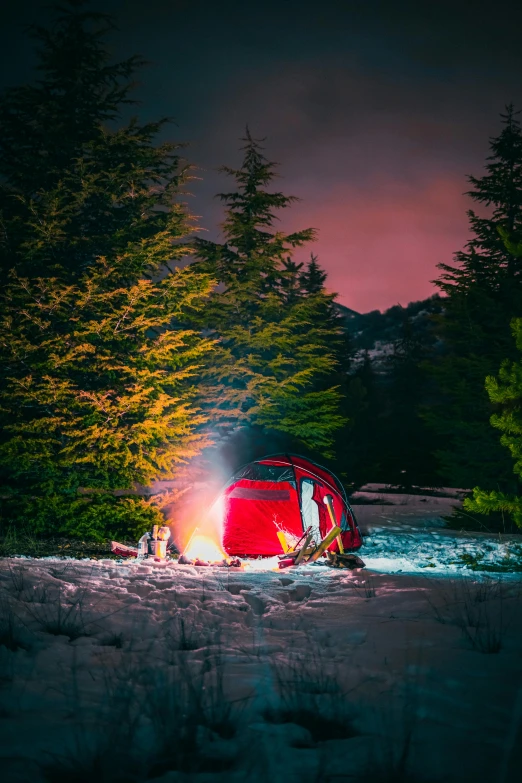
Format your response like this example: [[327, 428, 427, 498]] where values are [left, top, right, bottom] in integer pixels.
[[222, 454, 363, 557]]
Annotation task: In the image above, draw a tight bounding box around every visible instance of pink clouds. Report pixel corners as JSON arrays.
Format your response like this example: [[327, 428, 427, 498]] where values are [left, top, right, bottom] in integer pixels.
[[192, 58, 485, 313], [283, 175, 471, 312]]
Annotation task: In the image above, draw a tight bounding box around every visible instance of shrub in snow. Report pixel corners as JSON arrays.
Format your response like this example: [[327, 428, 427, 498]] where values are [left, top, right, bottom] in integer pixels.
[[263, 644, 357, 745]]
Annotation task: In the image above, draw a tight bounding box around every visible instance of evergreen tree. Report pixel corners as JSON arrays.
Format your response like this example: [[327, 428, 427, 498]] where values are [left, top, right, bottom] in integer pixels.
[[0, 259, 213, 540], [299, 253, 350, 369], [464, 235, 522, 528], [0, 2, 214, 538], [380, 314, 439, 487], [191, 131, 346, 456], [340, 352, 385, 486], [464, 315, 522, 528], [279, 258, 304, 306], [300, 253, 327, 294], [0, 0, 184, 280], [427, 106, 522, 489]]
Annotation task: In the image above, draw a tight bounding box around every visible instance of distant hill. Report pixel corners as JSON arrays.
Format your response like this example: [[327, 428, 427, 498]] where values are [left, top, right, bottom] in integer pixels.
[[334, 303, 360, 321], [335, 294, 445, 369]]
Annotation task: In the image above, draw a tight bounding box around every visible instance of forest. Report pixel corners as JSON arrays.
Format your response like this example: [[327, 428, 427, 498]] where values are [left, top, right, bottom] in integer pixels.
[[1, 1, 522, 545]]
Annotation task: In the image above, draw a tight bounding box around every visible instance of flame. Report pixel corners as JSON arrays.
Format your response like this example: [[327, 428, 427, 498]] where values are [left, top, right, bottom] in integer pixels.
[[184, 533, 226, 562]]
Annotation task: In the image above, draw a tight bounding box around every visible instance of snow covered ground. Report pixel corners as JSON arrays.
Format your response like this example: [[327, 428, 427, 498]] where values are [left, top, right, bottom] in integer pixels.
[[1, 500, 522, 782], [354, 488, 522, 577]]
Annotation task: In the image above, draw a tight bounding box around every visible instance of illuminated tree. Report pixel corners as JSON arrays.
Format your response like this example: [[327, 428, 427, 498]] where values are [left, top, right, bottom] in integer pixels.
[[0, 2, 215, 538], [192, 131, 346, 456], [0, 260, 214, 540]]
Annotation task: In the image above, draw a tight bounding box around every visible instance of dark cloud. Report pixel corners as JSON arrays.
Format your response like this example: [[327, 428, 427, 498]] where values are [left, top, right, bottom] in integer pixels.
[[1, 0, 521, 310]]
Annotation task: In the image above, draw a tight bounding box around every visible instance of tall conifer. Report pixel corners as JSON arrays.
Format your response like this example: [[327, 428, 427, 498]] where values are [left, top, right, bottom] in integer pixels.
[[192, 131, 346, 455], [463, 315, 522, 529], [428, 107, 522, 489], [300, 254, 327, 294], [382, 315, 438, 486], [463, 235, 522, 528], [0, 2, 214, 538], [0, 1, 186, 280]]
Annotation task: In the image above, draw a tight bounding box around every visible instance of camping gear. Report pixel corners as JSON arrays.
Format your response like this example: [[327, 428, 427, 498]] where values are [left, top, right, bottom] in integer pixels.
[[113, 525, 171, 562], [307, 525, 341, 562], [277, 522, 365, 569], [221, 454, 363, 557], [325, 551, 366, 569], [324, 494, 344, 554], [151, 540, 167, 559], [135, 526, 171, 560], [277, 530, 291, 553], [111, 542, 138, 558], [294, 530, 313, 565], [294, 525, 312, 552], [148, 526, 170, 559], [157, 526, 171, 541], [137, 533, 151, 559]]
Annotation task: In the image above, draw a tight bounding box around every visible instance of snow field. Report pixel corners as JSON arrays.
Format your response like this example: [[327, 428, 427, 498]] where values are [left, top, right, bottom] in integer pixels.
[[1, 548, 522, 783], [353, 487, 522, 575]]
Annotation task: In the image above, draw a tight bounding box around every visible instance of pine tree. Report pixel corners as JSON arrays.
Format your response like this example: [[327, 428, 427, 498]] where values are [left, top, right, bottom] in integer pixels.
[[0, 2, 214, 538], [380, 313, 439, 487], [339, 352, 385, 486], [463, 235, 522, 528], [464, 315, 522, 528], [300, 253, 327, 294], [299, 253, 350, 369], [0, 1, 184, 280], [279, 258, 304, 306], [427, 106, 522, 490], [191, 131, 346, 456], [0, 259, 214, 539]]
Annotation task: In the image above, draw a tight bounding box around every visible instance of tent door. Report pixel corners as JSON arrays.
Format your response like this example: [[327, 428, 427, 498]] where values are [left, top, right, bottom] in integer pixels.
[[300, 478, 322, 544]]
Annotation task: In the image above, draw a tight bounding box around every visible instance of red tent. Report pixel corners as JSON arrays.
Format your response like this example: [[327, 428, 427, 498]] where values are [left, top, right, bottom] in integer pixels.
[[222, 454, 363, 557]]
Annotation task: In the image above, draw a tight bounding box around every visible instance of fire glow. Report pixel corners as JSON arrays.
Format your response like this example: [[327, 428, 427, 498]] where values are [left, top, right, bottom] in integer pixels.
[[183, 532, 227, 562], [176, 493, 228, 563]]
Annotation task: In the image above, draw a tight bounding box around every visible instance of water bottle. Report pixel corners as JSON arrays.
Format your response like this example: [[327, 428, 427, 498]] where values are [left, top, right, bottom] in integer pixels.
[[138, 532, 150, 559]]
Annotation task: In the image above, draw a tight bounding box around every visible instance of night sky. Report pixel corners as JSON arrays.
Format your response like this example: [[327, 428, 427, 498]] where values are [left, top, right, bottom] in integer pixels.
[[1, 0, 521, 312]]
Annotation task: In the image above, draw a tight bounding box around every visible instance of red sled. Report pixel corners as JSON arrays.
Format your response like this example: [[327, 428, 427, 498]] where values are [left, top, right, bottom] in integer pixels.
[[111, 541, 138, 558]]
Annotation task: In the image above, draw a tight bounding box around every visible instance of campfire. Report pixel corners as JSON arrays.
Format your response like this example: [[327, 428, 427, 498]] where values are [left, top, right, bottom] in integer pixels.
[[179, 541, 241, 568], [179, 527, 238, 566], [183, 532, 226, 562], [174, 495, 242, 567]]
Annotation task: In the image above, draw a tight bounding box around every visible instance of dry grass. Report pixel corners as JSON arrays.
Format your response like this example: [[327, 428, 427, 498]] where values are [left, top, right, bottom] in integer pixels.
[[263, 644, 358, 746], [425, 576, 511, 654]]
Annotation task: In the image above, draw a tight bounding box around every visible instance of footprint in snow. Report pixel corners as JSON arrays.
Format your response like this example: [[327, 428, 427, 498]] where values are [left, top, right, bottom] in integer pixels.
[[241, 592, 266, 615], [279, 584, 312, 603], [225, 582, 252, 595]]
